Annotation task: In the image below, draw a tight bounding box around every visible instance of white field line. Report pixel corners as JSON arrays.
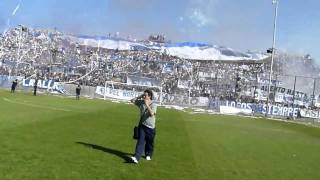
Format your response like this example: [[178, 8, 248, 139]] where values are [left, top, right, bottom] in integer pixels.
[[3, 97, 72, 112]]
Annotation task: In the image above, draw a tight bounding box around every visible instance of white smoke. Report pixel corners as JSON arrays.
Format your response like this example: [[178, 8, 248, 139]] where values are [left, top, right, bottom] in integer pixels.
[[12, 2, 21, 16]]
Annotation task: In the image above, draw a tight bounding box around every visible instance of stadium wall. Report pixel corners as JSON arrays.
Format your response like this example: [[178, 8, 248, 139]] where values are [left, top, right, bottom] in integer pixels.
[[1, 75, 320, 126]]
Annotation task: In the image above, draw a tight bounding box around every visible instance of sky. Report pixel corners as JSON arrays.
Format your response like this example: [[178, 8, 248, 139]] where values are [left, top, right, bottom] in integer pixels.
[[0, 0, 319, 62]]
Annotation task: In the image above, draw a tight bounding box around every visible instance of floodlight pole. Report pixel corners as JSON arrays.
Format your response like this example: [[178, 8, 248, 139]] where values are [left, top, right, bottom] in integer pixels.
[[188, 64, 194, 106], [14, 25, 23, 77], [266, 0, 279, 117]]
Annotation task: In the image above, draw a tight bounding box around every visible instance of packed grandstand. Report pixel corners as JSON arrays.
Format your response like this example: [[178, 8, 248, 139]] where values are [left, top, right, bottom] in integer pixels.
[[1, 25, 320, 119]]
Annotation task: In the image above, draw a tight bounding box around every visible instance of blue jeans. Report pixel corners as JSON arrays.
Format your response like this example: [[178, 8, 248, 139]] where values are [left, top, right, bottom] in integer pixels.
[[134, 125, 156, 161]]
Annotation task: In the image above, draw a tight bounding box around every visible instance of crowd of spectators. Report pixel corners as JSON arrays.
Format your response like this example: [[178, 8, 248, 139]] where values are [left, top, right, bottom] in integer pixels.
[[1, 25, 319, 107]]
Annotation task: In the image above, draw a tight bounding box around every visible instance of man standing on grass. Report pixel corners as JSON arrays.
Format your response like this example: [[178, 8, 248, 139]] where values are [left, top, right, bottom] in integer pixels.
[[130, 89, 157, 164], [11, 79, 18, 93], [76, 84, 81, 100], [33, 79, 38, 96]]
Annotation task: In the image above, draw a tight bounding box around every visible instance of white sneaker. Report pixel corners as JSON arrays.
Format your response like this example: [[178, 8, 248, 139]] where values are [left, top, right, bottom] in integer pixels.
[[131, 156, 138, 164], [146, 156, 151, 161]]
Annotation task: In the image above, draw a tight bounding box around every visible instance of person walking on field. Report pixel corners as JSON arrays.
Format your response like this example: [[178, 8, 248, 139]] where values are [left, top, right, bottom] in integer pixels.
[[130, 89, 157, 164]]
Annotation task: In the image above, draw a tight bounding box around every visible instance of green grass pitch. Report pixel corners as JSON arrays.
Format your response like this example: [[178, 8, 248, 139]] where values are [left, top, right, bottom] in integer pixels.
[[1, 90, 320, 180]]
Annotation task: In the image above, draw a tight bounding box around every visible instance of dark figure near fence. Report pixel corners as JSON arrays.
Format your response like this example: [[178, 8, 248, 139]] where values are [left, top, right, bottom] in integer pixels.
[[76, 84, 81, 100], [33, 79, 38, 96], [11, 79, 18, 93]]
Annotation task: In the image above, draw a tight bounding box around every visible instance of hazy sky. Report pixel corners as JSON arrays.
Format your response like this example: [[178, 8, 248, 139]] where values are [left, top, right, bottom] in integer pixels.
[[1, 0, 319, 62]]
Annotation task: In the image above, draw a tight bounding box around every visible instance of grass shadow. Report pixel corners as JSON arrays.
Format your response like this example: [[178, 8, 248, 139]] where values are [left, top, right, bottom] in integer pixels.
[[76, 142, 133, 163]]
